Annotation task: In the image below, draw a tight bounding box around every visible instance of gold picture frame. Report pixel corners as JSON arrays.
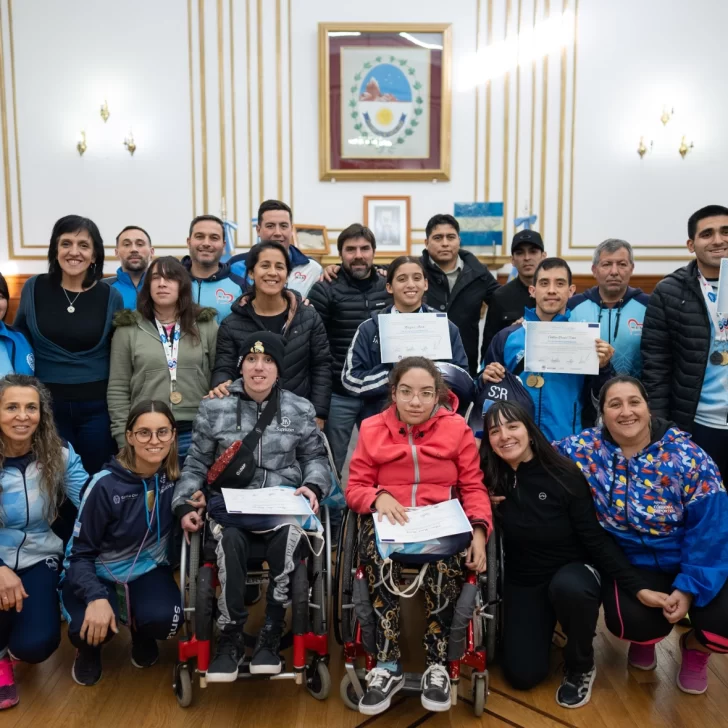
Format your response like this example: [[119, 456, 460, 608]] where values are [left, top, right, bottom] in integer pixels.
[[319, 23, 452, 181], [294, 224, 330, 255], [364, 195, 411, 256]]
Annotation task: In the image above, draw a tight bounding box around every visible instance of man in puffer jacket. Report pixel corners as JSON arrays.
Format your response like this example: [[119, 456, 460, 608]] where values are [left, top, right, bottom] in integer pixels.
[[173, 332, 330, 683]]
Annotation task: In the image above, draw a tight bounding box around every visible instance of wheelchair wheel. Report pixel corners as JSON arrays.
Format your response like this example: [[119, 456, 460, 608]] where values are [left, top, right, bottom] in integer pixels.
[[333, 510, 358, 645], [310, 547, 326, 635], [472, 673, 487, 717], [339, 674, 359, 711], [306, 660, 331, 701], [187, 532, 200, 634], [173, 662, 193, 708], [485, 534, 498, 663]]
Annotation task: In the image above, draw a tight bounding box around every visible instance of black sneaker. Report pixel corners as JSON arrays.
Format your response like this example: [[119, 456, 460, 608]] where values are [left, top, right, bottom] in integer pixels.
[[249, 620, 283, 675], [420, 664, 452, 712], [555, 665, 596, 708], [206, 633, 243, 683], [72, 644, 102, 687], [130, 632, 159, 668], [359, 665, 404, 716]]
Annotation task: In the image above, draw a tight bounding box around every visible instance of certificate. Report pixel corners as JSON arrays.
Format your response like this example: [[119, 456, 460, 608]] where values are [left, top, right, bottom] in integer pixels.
[[524, 321, 600, 375], [378, 313, 453, 364], [221, 486, 313, 516], [373, 499, 473, 543]]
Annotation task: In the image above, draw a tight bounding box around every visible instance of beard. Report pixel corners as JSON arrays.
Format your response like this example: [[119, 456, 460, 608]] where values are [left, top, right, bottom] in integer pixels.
[[124, 257, 148, 271], [343, 260, 372, 280]]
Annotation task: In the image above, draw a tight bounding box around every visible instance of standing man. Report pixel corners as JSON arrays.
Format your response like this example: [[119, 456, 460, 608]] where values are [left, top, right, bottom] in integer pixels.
[[229, 200, 322, 298], [481, 230, 546, 357], [308, 224, 391, 473], [421, 213, 500, 375], [481, 258, 614, 442], [106, 225, 154, 309], [182, 215, 247, 322], [568, 239, 649, 377], [642, 204, 728, 474]]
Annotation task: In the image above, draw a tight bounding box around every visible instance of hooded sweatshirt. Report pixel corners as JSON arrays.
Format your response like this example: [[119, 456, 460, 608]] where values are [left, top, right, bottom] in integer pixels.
[[105, 267, 147, 310], [181, 257, 247, 323], [63, 457, 176, 605], [556, 418, 728, 606], [0, 320, 34, 376], [567, 285, 649, 377]]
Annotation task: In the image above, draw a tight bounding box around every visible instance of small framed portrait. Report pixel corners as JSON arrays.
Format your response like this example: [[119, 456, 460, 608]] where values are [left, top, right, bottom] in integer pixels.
[[293, 224, 330, 255], [363, 196, 411, 255]]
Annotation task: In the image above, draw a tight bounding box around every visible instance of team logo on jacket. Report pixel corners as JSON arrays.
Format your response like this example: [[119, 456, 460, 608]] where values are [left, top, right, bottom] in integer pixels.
[[113, 494, 121, 505], [216, 288, 235, 304], [627, 318, 643, 336], [538, 492, 547, 501], [26, 353, 34, 369], [281, 416, 291, 427]]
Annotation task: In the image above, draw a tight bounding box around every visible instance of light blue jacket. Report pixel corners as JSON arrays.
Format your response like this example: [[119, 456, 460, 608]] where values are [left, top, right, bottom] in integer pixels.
[[0, 442, 88, 572], [181, 257, 247, 323], [0, 321, 34, 375], [106, 267, 146, 309]]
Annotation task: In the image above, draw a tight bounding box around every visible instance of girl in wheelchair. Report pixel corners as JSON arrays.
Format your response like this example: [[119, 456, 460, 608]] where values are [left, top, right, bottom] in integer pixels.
[[345, 356, 492, 716], [173, 331, 330, 682]]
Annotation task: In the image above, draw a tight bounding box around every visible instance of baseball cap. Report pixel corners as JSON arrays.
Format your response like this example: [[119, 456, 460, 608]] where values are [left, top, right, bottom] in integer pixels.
[[511, 229, 544, 253]]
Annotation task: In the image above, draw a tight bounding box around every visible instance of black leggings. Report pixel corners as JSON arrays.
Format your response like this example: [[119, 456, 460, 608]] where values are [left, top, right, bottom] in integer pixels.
[[501, 563, 601, 690], [602, 568, 728, 653]]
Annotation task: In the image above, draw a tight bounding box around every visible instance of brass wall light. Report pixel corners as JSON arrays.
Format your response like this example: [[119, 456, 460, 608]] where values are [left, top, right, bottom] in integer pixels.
[[637, 137, 653, 159], [678, 136, 694, 159], [123, 131, 137, 156], [76, 130, 87, 156], [100, 99, 110, 123], [660, 106, 673, 126]]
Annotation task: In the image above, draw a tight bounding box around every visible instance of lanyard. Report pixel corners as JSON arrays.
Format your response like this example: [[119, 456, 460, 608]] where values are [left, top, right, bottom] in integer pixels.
[[697, 271, 728, 343], [155, 320, 181, 389]]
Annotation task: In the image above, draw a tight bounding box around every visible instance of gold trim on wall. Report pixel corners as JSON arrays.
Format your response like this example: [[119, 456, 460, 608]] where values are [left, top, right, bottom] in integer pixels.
[[7, 0, 22, 250], [502, 0, 512, 252], [246, 0, 253, 244], [288, 0, 294, 208], [275, 0, 283, 200], [556, 0, 568, 257], [513, 0, 523, 233], [0, 1, 14, 258], [485, 1, 493, 200], [187, 0, 197, 217], [474, 0, 482, 201], [217, 0, 226, 204], [529, 0, 537, 216], [198, 0, 209, 212], [257, 0, 264, 201], [229, 0, 238, 241], [539, 0, 549, 236]]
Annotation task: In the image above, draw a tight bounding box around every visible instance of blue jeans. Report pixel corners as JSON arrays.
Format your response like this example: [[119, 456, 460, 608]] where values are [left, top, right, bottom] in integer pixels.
[[0, 558, 61, 663], [324, 393, 364, 474]]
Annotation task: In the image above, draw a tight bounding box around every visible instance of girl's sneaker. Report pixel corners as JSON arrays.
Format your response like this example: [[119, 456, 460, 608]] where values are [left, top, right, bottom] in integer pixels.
[[0, 656, 18, 710], [677, 632, 710, 695], [628, 642, 656, 671]]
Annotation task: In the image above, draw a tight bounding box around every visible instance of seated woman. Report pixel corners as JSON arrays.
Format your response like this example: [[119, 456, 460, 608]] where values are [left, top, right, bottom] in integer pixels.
[[0, 375, 87, 710], [482, 399, 655, 709], [342, 257, 469, 420], [61, 400, 185, 687], [557, 376, 728, 696], [173, 331, 330, 682], [108, 256, 218, 463], [345, 356, 491, 716], [209, 241, 332, 426], [0, 272, 34, 376]]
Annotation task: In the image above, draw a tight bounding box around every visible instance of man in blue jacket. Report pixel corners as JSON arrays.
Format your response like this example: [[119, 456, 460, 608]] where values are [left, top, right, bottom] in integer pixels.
[[228, 200, 322, 298], [182, 215, 247, 322], [106, 225, 154, 309], [481, 258, 614, 442], [567, 239, 649, 377]]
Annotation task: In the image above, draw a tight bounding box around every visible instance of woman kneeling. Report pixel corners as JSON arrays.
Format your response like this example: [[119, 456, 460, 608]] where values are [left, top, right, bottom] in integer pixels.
[[345, 357, 492, 716], [61, 401, 183, 686], [557, 376, 728, 696]]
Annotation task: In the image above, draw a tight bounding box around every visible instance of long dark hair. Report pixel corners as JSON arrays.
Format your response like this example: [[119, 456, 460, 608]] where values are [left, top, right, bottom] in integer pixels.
[[0, 272, 9, 322], [247, 241, 292, 278], [116, 399, 179, 480], [479, 400, 581, 497], [137, 256, 202, 342], [386, 356, 450, 409], [47, 215, 105, 289]]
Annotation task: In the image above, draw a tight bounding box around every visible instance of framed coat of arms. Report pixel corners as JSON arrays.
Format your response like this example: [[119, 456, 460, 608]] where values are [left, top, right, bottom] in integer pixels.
[[318, 23, 452, 181]]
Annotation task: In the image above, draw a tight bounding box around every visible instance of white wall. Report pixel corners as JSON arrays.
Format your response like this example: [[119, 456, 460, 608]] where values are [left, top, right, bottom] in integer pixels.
[[0, 0, 722, 275]]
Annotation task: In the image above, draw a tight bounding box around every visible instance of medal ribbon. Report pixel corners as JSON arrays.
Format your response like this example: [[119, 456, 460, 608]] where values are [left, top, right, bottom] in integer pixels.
[[697, 271, 728, 345], [155, 320, 181, 392]]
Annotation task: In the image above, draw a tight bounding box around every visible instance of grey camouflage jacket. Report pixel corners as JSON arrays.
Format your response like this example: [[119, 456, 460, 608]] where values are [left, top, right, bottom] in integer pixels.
[[172, 379, 330, 514]]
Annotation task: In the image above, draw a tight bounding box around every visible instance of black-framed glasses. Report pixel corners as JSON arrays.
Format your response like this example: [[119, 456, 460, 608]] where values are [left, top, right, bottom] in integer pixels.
[[132, 427, 175, 443]]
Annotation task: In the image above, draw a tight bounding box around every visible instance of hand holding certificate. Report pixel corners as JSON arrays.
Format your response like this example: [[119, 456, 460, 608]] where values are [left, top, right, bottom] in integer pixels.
[[524, 321, 602, 376], [378, 313, 453, 364], [221, 486, 314, 516], [373, 500, 473, 543]]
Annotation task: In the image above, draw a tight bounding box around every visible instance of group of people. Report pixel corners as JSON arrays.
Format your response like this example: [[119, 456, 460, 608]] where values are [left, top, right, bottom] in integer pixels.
[[0, 199, 725, 718]]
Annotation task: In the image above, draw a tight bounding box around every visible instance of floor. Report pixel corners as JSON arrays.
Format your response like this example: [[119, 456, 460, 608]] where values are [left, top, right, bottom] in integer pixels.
[[4, 597, 727, 728]]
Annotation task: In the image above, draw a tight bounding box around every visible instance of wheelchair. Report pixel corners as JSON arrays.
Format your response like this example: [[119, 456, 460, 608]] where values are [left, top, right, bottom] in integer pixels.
[[333, 508, 504, 717], [172, 506, 333, 707]]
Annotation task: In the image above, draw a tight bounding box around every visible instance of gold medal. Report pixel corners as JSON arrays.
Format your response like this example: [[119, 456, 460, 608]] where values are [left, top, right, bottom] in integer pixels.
[[526, 374, 545, 389], [721, 352, 728, 366], [170, 390, 183, 404], [146, 490, 156, 512]]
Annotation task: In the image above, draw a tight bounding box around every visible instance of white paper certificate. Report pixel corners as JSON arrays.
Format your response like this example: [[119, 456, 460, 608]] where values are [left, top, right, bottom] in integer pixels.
[[373, 499, 473, 543], [378, 313, 453, 364], [221, 487, 313, 516], [524, 321, 600, 375]]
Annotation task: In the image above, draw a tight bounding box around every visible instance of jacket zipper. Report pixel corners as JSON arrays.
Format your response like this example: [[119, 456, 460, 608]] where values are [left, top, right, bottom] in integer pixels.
[[13, 469, 30, 571], [572, 402, 577, 432], [408, 426, 420, 506], [607, 309, 613, 344]]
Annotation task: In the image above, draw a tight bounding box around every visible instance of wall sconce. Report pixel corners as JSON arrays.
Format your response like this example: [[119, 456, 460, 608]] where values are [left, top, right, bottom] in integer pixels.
[[100, 99, 110, 123], [678, 136, 694, 159], [76, 130, 87, 157], [637, 136, 653, 159], [660, 106, 673, 126], [123, 131, 137, 156]]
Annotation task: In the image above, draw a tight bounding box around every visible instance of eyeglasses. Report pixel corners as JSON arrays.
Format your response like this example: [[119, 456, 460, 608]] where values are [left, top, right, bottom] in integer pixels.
[[395, 386, 436, 403], [132, 427, 175, 443]]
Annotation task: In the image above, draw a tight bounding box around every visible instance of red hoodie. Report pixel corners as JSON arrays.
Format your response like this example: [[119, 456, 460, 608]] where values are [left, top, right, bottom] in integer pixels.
[[346, 393, 493, 535]]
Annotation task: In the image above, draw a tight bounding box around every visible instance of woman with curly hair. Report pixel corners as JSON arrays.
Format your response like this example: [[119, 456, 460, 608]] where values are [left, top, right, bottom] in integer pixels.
[[0, 375, 88, 710]]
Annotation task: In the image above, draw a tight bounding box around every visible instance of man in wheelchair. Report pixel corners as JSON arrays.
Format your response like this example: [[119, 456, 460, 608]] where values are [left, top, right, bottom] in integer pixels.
[[172, 332, 330, 682]]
